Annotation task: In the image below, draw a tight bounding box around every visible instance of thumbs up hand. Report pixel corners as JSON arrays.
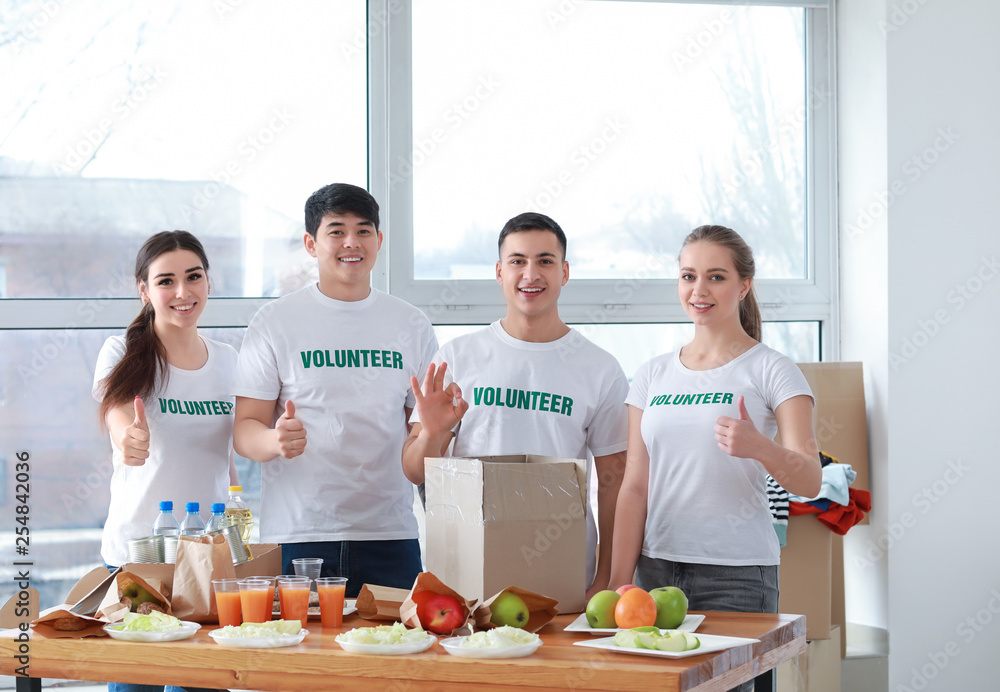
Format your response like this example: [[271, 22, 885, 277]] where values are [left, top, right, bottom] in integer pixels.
[[120, 396, 151, 466], [714, 395, 762, 458], [275, 400, 307, 459]]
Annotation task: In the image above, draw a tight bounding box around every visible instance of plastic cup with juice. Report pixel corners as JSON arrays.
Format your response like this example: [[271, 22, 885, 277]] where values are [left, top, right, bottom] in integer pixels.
[[278, 576, 311, 623], [212, 578, 242, 627], [316, 576, 348, 628], [238, 578, 272, 623]]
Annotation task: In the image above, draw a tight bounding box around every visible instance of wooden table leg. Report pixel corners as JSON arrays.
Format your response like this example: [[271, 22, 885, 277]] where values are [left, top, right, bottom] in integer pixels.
[[755, 668, 775, 692]]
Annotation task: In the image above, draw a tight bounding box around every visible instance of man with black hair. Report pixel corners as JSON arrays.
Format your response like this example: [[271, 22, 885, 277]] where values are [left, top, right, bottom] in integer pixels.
[[234, 183, 437, 596], [402, 212, 628, 598]]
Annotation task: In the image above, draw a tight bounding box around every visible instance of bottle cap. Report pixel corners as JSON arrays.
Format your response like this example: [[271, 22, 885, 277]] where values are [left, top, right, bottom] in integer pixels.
[[229, 486, 243, 492], [211, 502, 226, 513], [185, 502, 200, 512], [159, 501, 173, 511]]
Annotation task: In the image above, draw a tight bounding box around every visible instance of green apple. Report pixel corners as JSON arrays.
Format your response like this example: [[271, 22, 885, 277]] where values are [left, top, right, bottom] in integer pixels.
[[654, 633, 688, 652], [613, 629, 639, 648], [585, 590, 620, 628], [490, 591, 529, 628], [650, 586, 688, 629], [635, 631, 661, 649], [682, 633, 700, 650]]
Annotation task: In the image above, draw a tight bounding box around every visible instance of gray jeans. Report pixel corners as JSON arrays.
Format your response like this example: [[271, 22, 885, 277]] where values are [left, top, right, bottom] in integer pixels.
[[635, 556, 779, 692]]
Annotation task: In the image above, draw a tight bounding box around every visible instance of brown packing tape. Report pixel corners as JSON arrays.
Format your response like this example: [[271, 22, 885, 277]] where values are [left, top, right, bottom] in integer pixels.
[[400, 571, 476, 635], [473, 585, 559, 634], [355, 584, 411, 621]]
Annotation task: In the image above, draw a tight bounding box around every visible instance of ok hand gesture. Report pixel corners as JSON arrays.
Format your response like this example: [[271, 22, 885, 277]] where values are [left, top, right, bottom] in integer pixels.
[[411, 362, 469, 437]]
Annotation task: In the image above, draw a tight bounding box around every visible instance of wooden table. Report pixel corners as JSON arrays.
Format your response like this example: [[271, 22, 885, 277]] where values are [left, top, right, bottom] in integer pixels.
[[2, 611, 804, 691]]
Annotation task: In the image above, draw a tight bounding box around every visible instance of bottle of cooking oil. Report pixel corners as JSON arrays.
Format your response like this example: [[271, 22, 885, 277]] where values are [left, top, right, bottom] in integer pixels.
[[224, 486, 253, 557]]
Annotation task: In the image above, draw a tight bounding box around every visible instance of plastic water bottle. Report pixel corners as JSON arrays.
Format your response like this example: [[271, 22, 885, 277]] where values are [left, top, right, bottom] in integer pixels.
[[179, 502, 206, 536], [205, 502, 229, 533], [224, 486, 253, 548], [152, 501, 180, 536]]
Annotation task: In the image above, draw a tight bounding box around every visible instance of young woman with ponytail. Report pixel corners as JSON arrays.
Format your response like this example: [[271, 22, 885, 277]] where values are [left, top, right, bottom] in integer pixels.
[[93, 231, 238, 574], [609, 226, 821, 690]]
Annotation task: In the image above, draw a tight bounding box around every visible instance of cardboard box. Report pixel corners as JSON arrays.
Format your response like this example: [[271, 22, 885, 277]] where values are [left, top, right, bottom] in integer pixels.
[[424, 454, 588, 614], [779, 362, 868, 647], [776, 625, 842, 692], [123, 543, 282, 592]]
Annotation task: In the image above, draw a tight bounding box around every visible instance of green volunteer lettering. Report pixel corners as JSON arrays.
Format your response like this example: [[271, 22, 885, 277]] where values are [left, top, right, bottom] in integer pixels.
[[361, 351, 370, 367], [562, 397, 573, 416], [539, 392, 551, 412], [468, 387, 574, 417], [392, 352, 403, 369], [505, 389, 518, 407], [159, 399, 168, 413], [530, 391, 541, 410], [484, 387, 496, 405], [371, 350, 381, 367], [347, 351, 360, 367], [473, 387, 484, 405], [156, 398, 233, 416], [712, 393, 722, 403], [723, 393, 734, 404], [517, 389, 531, 410], [193, 401, 206, 415]]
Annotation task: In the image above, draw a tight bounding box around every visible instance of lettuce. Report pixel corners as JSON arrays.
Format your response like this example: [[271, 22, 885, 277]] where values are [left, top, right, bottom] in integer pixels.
[[336, 622, 432, 646], [459, 626, 540, 648], [113, 611, 183, 632]]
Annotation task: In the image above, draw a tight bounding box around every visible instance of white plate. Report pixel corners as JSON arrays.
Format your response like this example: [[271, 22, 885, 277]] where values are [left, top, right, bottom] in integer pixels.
[[573, 632, 759, 659], [209, 628, 309, 648], [564, 612, 706, 635], [103, 621, 201, 643], [439, 636, 543, 659], [334, 635, 436, 655], [272, 599, 358, 619]]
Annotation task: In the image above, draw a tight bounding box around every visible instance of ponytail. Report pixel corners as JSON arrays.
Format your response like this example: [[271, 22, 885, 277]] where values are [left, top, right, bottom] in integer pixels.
[[98, 301, 168, 424], [740, 287, 762, 343]]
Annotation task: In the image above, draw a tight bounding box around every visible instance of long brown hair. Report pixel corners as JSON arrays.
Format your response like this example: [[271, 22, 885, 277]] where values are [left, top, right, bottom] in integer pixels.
[[681, 225, 762, 342], [98, 231, 210, 423]]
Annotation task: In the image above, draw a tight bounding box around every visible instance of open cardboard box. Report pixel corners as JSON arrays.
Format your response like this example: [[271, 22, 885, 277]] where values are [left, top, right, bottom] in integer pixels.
[[779, 362, 869, 652], [424, 454, 588, 613]]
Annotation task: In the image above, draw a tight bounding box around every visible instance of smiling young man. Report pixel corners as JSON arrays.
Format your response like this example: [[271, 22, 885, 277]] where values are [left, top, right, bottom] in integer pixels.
[[233, 183, 438, 597], [402, 212, 629, 598]]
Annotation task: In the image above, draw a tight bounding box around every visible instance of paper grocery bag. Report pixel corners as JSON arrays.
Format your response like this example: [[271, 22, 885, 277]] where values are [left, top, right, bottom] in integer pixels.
[[401, 572, 475, 636], [96, 571, 172, 622], [355, 584, 410, 621], [170, 534, 234, 623], [473, 585, 559, 633]]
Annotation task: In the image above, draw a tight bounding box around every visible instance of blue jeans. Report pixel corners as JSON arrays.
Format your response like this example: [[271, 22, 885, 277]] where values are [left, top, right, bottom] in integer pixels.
[[635, 556, 779, 692], [281, 539, 422, 598]]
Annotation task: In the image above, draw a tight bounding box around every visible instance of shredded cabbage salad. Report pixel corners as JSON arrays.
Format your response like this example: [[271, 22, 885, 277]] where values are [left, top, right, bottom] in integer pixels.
[[214, 620, 302, 638], [336, 622, 432, 645], [112, 611, 183, 632], [459, 626, 540, 649]]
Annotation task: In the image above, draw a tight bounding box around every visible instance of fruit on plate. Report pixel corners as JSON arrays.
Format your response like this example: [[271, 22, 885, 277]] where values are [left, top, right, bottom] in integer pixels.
[[490, 591, 529, 629], [614, 587, 657, 629], [615, 584, 639, 596], [416, 592, 465, 634], [585, 590, 620, 628], [612, 626, 700, 652], [650, 586, 689, 629]]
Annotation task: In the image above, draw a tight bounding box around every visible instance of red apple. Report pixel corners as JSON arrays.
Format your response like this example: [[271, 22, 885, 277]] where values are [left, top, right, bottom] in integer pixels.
[[616, 584, 639, 596], [416, 592, 465, 634]]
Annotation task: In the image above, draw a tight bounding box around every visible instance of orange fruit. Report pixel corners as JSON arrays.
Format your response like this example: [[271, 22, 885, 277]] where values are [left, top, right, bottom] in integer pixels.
[[614, 587, 657, 629]]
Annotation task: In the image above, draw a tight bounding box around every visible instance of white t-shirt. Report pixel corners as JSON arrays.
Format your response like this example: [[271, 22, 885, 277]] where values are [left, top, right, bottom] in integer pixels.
[[417, 321, 629, 584], [233, 284, 438, 544], [627, 343, 813, 566], [93, 335, 237, 567]]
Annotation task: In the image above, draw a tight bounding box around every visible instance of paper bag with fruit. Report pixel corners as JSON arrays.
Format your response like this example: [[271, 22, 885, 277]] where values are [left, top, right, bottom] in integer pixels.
[[473, 585, 559, 633], [97, 571, 171, 622], [169, 532, 236, 623], [401, 571, 475, 636]]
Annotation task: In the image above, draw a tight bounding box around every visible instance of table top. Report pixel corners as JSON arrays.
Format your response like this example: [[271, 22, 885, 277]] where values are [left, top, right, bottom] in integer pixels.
[[2, 610, 805, 692]]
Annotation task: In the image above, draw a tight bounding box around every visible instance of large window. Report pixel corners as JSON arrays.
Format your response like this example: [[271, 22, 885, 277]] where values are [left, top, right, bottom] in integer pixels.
[[1, 0, 835, 612]]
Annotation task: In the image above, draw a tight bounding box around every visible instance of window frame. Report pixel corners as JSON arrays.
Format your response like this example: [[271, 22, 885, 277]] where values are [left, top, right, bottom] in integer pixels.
[[369, 0, 839, 359]]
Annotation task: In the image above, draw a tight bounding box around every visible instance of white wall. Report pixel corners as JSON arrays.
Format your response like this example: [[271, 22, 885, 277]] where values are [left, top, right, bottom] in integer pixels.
[[881, 0, 1000, 689], [838, 0, 890, 634]]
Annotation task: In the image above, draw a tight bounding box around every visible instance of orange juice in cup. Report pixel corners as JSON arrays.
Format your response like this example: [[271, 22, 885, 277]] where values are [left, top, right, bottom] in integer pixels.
[[238, 578, 272, 623], [316, 577, 348, 628], [212, 578, 242, 627], [278, 577, 311, 623]]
